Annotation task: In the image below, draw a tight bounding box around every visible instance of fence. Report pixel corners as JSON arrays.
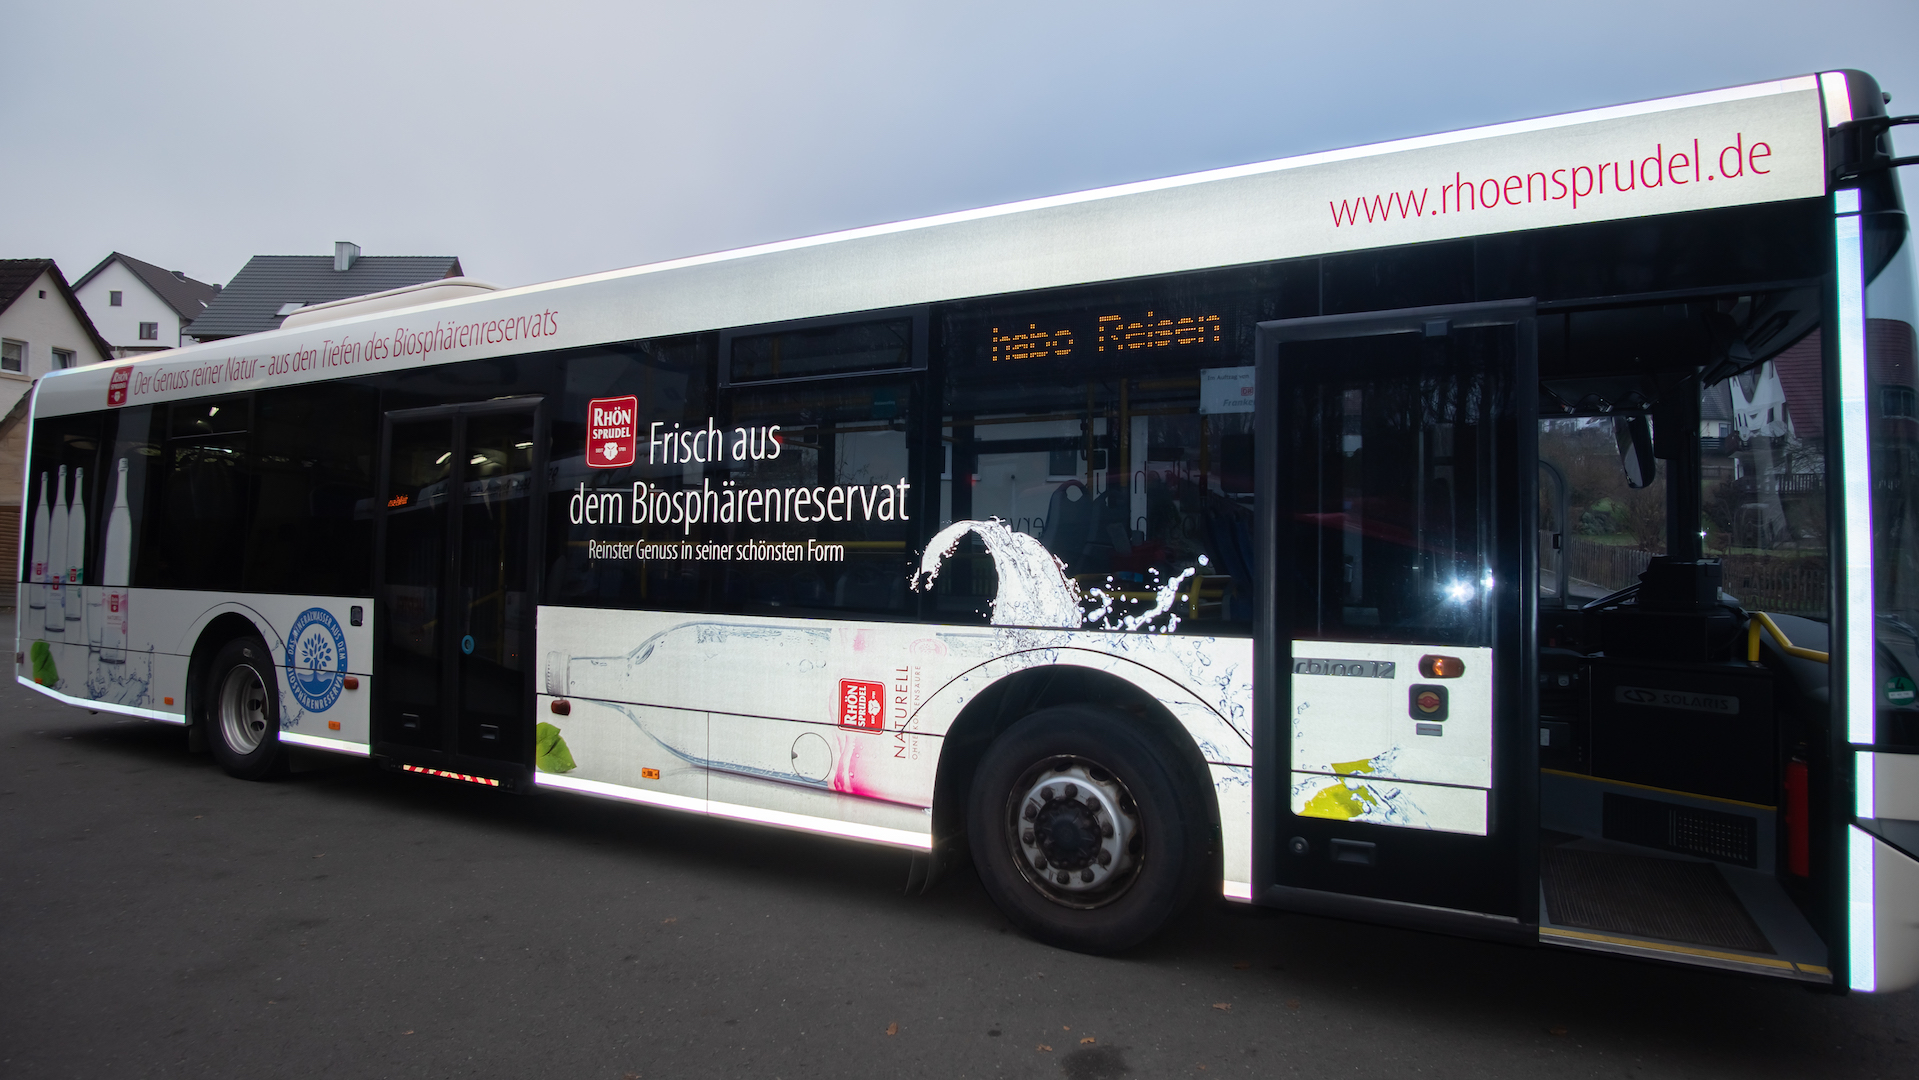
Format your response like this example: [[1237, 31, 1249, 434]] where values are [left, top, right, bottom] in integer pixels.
[[1562, 537, 1826, 614]]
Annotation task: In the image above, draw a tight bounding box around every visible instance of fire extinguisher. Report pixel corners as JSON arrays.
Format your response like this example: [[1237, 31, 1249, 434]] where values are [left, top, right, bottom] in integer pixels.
[[1784, 749, 1810, 878]]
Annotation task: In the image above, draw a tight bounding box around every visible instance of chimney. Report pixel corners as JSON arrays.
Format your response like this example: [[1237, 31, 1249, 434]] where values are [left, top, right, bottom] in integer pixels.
[[334, 241, 360, 272]]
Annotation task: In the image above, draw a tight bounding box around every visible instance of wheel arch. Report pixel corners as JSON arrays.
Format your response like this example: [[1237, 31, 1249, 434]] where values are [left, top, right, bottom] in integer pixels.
[[929, 661, 1224, 869], [184, 612, 276, 750]]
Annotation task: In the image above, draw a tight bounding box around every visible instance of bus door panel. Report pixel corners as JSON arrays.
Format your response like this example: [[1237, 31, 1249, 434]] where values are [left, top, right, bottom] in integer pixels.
[[374, 400, 545, 783], [1255, 301, 1536, 924], [378, 416, 453, 752]]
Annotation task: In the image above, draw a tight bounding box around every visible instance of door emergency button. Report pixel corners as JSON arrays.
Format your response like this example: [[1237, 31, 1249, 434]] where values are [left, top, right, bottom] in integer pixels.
[[1409, 684, 1448, 721]]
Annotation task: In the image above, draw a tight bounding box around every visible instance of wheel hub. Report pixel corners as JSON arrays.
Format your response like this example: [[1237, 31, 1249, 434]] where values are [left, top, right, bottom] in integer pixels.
[[218, 664, 270, 755], [1008, 757, 1139, 906]]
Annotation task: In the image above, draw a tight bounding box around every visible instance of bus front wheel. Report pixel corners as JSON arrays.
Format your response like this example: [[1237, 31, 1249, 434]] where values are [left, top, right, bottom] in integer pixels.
[[967, 704, 1208, 954], [206, 636, 285, 781]]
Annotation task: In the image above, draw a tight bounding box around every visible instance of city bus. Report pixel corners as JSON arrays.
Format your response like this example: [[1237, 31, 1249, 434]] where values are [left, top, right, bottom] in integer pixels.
[[16, 69, 1919, 991]]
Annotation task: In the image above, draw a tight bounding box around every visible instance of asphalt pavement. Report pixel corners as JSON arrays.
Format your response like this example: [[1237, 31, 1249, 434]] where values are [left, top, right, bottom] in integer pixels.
[[2, 675, 1914, 1079]]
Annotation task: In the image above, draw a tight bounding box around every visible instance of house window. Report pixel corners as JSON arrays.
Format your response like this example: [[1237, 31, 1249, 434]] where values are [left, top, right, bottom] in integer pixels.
[[109, 291, 123, 306], [52, 348, 75, 370], [1, 340, 23, 373], [139, 322, 160, 341], [1882, 385, 1919, 419]]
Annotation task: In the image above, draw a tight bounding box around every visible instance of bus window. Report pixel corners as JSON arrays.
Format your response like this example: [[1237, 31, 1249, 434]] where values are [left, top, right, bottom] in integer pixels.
[[938, 280, 1276, 632], [1867, 217, 1919, 747], [546, 340, 711, 611], [720, 379, 918, 616], [1538, 417, 1667, 606], [161, 395, 250, 591], [1281, 331, 1496, 646], [245, 385, 379, 596]]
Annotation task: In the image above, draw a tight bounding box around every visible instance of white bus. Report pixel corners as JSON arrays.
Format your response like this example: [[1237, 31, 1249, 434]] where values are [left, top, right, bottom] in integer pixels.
[[17, 69, 1919, 990]]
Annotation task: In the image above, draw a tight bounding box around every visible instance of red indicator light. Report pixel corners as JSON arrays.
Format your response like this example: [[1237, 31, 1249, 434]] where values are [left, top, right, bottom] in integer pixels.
[[1419, 655, 1465, 679], [342, 676, 360, 690], [1417, 691, 1441, 712], [550, 699, 571, 716]]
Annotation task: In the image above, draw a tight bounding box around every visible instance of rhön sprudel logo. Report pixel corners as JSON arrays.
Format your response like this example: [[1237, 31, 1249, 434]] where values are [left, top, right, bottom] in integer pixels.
[[285, 607, 349, 713], [588, 395, 638, 469]]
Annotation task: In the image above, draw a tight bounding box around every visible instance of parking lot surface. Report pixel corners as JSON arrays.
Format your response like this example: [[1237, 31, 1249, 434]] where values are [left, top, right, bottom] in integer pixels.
[[1, 679, 1914, 1079]]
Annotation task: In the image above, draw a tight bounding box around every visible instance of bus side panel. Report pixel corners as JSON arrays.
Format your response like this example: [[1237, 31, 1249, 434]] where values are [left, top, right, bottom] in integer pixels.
[[14, 586, 372, 749], [536, 605, 1253, 855]]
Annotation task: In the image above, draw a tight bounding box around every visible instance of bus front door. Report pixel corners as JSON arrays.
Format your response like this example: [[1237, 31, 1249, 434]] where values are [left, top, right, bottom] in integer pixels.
[[373, 399, 545, 786], [1253, 301, 1537, 934]]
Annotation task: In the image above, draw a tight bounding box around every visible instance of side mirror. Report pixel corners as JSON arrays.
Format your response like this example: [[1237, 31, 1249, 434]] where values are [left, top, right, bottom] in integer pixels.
[[1614, 414, 1656, 489]]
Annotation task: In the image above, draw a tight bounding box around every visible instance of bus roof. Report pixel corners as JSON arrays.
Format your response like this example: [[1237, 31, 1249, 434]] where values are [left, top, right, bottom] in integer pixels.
[[33, 73, 1833, 420]]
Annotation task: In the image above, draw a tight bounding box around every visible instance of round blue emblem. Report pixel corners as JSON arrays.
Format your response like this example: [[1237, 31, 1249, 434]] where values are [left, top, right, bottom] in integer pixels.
[[285, 607, 349, 713], [461, 634, 475, 655]]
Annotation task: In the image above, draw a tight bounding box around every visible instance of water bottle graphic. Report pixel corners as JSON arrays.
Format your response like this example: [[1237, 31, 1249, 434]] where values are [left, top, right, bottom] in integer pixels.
[[101, 459, 132, 665], [45, 465, 67, 635], [28, 472, 48, 616], [65, 467, 86, 636]]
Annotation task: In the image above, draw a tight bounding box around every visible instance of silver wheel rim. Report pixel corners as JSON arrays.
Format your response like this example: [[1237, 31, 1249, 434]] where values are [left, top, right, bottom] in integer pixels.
[[1005, 755, 1143, 910], [218, 663, 270, 755]]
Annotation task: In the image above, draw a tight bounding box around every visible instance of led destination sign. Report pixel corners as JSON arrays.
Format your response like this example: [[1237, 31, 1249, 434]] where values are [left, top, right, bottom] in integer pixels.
[[989, 309, 1222, 363]]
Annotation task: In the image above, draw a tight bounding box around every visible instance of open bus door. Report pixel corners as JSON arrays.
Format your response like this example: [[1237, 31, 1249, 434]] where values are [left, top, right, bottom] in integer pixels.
[[372, 398, 547, 788], [1252, 300, 1538, 936]]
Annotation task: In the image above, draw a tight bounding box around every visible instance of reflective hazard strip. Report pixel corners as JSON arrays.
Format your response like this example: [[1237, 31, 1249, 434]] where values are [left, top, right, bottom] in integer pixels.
[[401, 764, 501, 787]]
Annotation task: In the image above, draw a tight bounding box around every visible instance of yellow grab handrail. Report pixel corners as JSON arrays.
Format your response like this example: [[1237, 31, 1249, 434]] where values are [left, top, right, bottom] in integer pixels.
[[1747, 610, 1831, 664]]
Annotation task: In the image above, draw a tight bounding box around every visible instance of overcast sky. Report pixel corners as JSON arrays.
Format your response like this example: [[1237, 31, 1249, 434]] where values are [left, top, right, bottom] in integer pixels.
[[6, 0, 1917, 290]]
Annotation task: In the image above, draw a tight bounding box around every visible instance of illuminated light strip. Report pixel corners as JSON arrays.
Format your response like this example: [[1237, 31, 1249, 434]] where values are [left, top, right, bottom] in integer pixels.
[[534, 773, 933, 851], [401, 764, 501, 787], [534, 772, 705, 814], [279, 730, 371, 757], [1222, 880, 1254, 902], [1858, 751, 1877, 820], [1820, 71, 1854, 126], [1850, 826, 1878, 992], [16, 676, 184, 724], [705, 798, 933, 851], [1835, 208, 1875, 747]]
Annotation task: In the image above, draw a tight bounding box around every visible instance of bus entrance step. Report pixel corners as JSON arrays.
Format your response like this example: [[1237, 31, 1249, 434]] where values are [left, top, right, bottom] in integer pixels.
[[1541, 845, 1773, 954]]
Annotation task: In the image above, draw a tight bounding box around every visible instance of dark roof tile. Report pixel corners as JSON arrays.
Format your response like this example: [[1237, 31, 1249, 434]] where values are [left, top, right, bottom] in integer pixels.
[[186, 254, 463, 341]]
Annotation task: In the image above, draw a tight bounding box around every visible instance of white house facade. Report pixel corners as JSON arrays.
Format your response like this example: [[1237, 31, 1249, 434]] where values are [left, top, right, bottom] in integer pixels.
[[71, 253, 218, 357]]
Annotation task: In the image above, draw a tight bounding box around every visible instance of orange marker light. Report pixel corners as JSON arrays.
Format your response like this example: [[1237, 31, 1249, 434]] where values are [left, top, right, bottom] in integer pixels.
[[641, 767, 661, 780], [328, 720, 341, 730], [163, 696, 174, 706], [1419, 655, 1466, 679]]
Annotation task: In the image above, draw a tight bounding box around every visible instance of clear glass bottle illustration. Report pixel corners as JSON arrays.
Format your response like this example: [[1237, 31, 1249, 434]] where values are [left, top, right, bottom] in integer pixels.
[[28, 472, 48, 618], [101, 459, 132, 664], [65, 466, 86, 636], [45, 465, 67, 635]]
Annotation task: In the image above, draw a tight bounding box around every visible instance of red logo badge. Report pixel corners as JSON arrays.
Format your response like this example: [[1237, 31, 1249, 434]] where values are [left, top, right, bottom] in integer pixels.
[[587, 395, 638, 469], [838, 679, 885, 732], [106, 366, 133, 407]]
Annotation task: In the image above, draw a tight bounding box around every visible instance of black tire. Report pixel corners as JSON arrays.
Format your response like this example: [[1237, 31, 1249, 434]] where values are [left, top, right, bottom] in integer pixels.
[[967, 704, 1209, 954], [205, 636, 285, 781]]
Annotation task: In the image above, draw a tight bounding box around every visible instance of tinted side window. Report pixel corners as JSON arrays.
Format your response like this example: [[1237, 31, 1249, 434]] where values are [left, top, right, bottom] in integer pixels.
[[545, 338, 714, 610], [245, 385, 380, 595], [158, 395, 250, 590]]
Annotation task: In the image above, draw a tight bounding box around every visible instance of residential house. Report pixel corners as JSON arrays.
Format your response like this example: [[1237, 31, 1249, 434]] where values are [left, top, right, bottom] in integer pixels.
[[185, 242, 463, 343], [0, 260, 113, 582], [72, 252, 220, 356]]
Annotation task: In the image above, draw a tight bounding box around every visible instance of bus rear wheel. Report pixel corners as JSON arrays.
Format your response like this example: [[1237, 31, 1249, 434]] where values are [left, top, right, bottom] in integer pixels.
[[206, 636, 285, 781], [968, 704, 1208, 954]]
